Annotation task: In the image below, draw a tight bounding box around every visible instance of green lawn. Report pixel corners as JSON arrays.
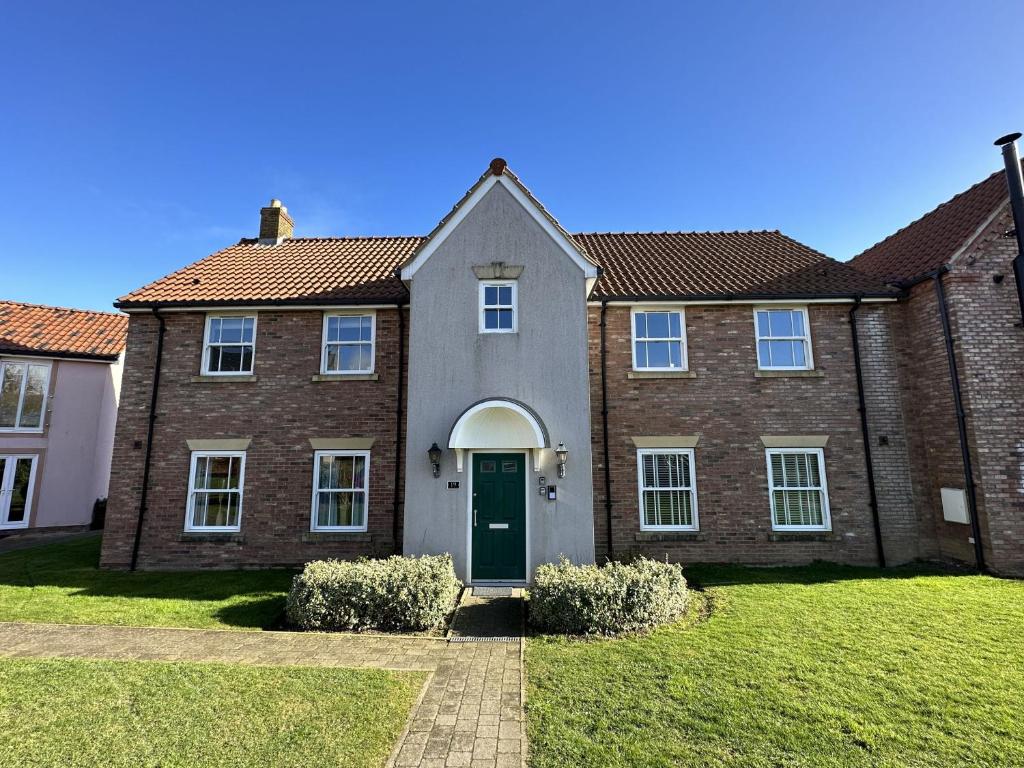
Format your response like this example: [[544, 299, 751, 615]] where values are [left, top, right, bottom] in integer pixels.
[[527, 564, 1024, 768], [0, 657, 424, 768], [0, 536, 293, 629]]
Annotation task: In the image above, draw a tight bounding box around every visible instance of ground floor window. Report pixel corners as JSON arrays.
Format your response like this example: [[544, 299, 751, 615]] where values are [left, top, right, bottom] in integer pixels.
[[185, 451, 245, 531], [766, 448, 831, 530], [637, 448, 698, 530], [311, 450, 369, 531]]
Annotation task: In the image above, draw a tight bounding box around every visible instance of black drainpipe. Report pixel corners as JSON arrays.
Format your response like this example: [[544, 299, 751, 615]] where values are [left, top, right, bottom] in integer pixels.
[[933, 271, 986, 571], [130, 309, 166, 571], [848, 297, 886, 567], [391, 299, 406, 554], [994, 132, 1024, 326], [599, 300, 614, 561]]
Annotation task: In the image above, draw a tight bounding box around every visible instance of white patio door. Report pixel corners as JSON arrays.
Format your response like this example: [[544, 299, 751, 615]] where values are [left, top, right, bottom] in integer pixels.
[[0, 455, 37, 529]]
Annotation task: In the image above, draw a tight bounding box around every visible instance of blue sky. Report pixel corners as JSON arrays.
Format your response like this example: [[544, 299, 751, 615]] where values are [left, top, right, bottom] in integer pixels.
[[2, 1, 1022, 311]]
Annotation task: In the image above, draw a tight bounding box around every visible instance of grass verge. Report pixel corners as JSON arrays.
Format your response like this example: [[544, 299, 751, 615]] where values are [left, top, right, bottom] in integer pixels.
[[0, 536, 292, 629], [527, 563, 1024, 767], [0, 657, 424, 767]]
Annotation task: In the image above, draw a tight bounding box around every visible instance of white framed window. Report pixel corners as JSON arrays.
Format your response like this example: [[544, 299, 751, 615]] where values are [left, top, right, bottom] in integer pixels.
[[311, 450, 369, 531], [754, 307, 813, 370], [202, 315, 257, 375], [631, 308, 687, 371], [479, 281, 517, 333], [637, 448, 699, 531], [0, 359, 51, 432], [321, 313, 375, 374], [766, 448, 831, 531], [184, 451, 245, 532]]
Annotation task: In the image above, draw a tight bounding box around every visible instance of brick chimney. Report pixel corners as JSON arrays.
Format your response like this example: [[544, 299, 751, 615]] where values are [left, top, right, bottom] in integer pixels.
[[259, 199, 294, 243]]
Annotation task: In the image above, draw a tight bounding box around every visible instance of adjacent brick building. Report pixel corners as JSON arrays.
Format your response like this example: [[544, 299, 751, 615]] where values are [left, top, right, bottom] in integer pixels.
[[852, 155, 1024, 576], [100, 154, 1023, 578]]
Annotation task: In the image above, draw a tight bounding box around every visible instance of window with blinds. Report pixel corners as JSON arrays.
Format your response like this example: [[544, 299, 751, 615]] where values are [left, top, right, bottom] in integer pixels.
[[637, 449, 698, 530], [766, 449, 831, 530]]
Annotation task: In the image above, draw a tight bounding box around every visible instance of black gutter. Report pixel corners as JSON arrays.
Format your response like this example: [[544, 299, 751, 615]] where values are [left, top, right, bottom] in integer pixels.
[[592, 290, 901, 304], [933, 271, 986, 572], [129, 310, 166, 571], [599, 300, 614, 561], [115, 295, 408, 311], [994, 132, 1024, 327], [391, 299, 406, 554], [848, 296, 886, 567]]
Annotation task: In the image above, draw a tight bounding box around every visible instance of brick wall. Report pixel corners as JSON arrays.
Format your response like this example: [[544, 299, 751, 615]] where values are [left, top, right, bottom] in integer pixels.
[[589, 303, 893, 566], [946, 208, 1024, 575], [101, 308, 406, 569], [856, 303, 928, 564]]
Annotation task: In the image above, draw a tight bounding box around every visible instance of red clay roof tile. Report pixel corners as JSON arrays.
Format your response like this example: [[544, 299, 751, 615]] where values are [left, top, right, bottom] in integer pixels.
[[0, 301, 128, 360], [851, 167, 1014, 284], [117, 230, 894, 308]]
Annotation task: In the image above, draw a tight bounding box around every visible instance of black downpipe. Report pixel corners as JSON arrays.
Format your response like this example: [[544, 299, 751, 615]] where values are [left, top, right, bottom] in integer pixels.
[[599, 301, 614, 561], [130, 310, 166, 571], [848, 297, 886, 567], [933, 272, 986, 571], [994, 132, 1024, 326], [392, 301, 406, 553]]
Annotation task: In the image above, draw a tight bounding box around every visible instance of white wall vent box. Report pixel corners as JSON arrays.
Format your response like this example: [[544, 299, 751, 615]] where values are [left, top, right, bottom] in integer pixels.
[[940, 487, 969, 524]]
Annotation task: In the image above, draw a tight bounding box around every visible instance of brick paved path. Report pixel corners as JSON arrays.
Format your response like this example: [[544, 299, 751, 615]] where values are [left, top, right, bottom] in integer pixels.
[[0, 594, 526, 768]]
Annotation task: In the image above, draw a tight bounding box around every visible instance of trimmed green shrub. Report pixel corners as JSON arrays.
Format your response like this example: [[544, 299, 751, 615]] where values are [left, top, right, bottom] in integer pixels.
[[286, 554, 462, 632], [529, 557, 688, 635]]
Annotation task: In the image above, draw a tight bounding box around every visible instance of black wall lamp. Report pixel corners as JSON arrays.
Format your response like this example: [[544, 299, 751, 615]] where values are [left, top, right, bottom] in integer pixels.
[[428, 442, 443, 478], [555, 442, 568, 478]]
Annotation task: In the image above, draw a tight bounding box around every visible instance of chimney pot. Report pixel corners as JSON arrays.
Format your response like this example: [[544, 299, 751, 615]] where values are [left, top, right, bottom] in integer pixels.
[[259, 199, 294, 242]]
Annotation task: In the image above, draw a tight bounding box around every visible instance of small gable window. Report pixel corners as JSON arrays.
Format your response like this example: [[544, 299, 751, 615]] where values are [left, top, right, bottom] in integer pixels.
[[202, 316, 256, 375], [321, 313, 375, 375], [479, 281, 517, 333], [754, 308, 812, 370]]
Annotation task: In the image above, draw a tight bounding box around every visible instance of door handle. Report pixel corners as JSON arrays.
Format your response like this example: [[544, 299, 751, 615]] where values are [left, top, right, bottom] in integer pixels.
[[473, 509, 477, 527]]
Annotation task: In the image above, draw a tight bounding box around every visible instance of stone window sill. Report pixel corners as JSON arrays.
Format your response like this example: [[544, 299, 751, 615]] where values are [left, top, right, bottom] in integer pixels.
[[754, 370, 824, 378], [190, 375, 258, 383], [768, 531, 835, 542], [627, 370, 697, 380], [178, 532, 245, 543], [311, 374, 379, 382], [301, 532, 373, 543], [635, 531, 706, 542]]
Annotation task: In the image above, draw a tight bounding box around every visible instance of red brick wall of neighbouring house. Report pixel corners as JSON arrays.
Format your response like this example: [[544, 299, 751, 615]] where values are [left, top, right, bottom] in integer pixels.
[[588, 302, 923, 566], [935, 207, 1024, 576], [892, 279, 980, 568], [100, 308, 406, 569]]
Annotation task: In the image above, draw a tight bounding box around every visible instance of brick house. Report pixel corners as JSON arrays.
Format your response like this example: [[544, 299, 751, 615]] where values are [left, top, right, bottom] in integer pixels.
[[850, 138, 1024, 577], [0, 301, 126, 534], [100, 154, 1019, 579]]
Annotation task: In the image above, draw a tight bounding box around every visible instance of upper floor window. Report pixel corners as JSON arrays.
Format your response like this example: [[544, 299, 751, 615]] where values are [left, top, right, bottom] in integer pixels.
[[754, 308, 812, 370], [311, 450, 369, 531], [185, 450, 245, 532], [766, 448, 830, 531], [0, 359, 51, 431], [479, 281, 517, 333], [632, 309, 687, 371], [321, 313, 375, 375], [637, 448, 698, 531], [202, 316, 256, 375]]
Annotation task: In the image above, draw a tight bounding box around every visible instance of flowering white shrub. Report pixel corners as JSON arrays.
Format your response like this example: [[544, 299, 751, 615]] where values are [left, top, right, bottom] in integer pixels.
[[529, 557, 688, 635], [286, 554, 462, 632]]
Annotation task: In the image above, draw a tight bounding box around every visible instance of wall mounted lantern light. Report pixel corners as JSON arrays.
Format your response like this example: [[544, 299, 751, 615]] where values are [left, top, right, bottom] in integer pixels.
[[428, 442, 443, 478], [555, 442, 568, 478]]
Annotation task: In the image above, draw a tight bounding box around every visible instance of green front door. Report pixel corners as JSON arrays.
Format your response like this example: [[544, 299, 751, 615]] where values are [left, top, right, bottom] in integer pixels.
[[471, 453, 526, 581]]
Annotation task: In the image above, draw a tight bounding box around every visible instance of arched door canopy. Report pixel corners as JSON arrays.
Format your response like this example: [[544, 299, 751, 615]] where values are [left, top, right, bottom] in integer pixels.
[[448, 398, 549, 472]]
